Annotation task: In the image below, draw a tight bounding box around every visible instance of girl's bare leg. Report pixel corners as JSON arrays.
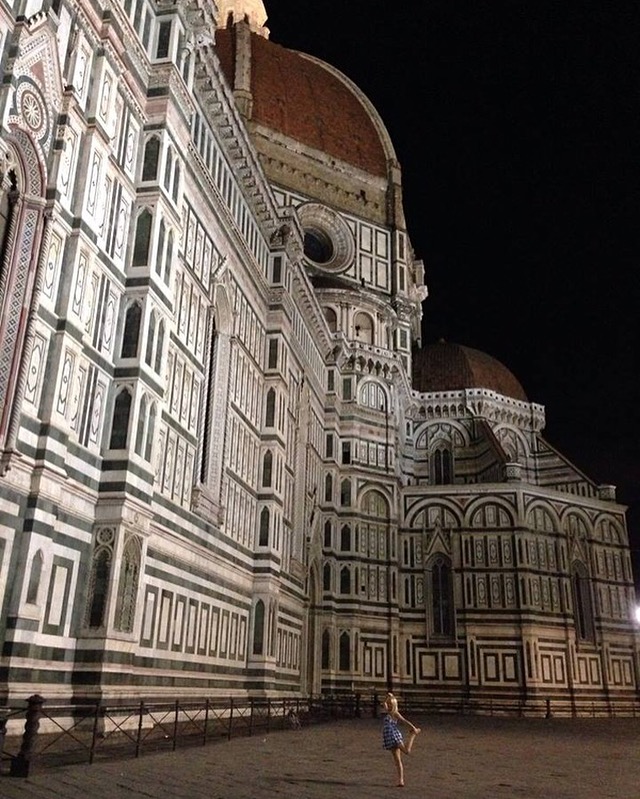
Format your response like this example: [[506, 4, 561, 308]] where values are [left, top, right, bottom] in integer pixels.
[[405, 726, 421, 753], [392, 748, 404, 787]]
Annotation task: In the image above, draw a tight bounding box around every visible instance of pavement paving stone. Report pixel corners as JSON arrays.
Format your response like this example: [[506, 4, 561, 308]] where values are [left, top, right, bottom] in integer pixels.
[[1, 714, 639, 798]]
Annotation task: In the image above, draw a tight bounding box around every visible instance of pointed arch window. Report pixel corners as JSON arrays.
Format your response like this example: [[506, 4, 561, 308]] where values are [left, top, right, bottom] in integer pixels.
[[430, 555, 454, 636], [323, 520, 332, 548], [324, 473, 333, 503], [265, 388, 275, 427], [321, 629, 331, 669], [164, 230, 174, 281], [145, 402, 156, 461], [432, 446, 453, 485], [164, 149, 173, 191], [340, 479, 351, 506], [259, 507, 270, 547], [114, 535, 141, 633], [145, 312, 156, 365], [323, 562, 331, 591], [153, 321, 165, 374], [132, 209, 153, 266], [121, 302, 142, 358], [155, 219, 166, 274], [340, 524, 351, 552], [86, 547, 112, 628], [26, 550, 44, 604], [340, 566, 351, 594], [172, 161, 181, 203], [262, 450, 273, 488], [199, 317, 217, 484], [572, 562, 594, 642], [142, 137, 160, 181], [135, 394, 148, 455], [253, 599, 265, 655], [109, 389, 132, 449], [339, 631, 350, 670]]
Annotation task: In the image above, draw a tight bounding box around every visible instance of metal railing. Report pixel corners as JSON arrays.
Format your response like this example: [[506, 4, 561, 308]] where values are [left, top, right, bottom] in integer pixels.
[[2, 691, 638, 777], [0, 693, 363, 776]]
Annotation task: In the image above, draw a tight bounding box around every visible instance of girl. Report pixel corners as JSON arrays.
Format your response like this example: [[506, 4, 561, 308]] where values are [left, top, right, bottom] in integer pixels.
[[381, 692, 421, 787]]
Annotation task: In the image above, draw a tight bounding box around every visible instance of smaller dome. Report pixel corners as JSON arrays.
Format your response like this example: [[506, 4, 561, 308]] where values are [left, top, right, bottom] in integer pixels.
[[412, 341, 528, 402]]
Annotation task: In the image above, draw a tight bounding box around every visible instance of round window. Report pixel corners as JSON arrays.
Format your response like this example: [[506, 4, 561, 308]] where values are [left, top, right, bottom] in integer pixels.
[[297, 203, 354, 273], [304, 228, 334, 264]]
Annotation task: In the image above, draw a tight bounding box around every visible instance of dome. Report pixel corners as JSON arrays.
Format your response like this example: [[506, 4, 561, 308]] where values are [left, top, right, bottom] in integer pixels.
[[412, 341, 528, 402], [215, 27, 388, 177]]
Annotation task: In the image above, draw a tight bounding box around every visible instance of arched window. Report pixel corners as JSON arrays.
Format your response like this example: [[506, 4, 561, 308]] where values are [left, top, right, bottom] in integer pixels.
[[265, 388, 275, 427], [262, 450, 273, 487], [339, 631, 350, 670], [132, 209, 152, 266], [323, 520, 332, 548], [145, 312, 156, 365], [26, 550, 43, 604], [572, 562, 594, 642], [114, 535, 141, 633], [199, 318, 217, 484], [340, 479, 351, 506], [321, 629, 330, 669], [164, 148, 173, 191], [155, 219, 165, 274], [340, 524, 351, 552], [154, 321, 165, 374], [431, 555, 454, 636], [121, 302, 142, 358], [324, 473, 333, 503], [268, 339, 278, 370], [354, 312, 374, 344], [172, 161, 180, 203], [164, 230, 174, 281], [135, 394, 148, 455], [259, 507, 270, 547], [145, 402, 156, 461], [324, 307, 337, 333], [142, 137, 160, 181], [323, 562, 331, 591], [359, 381, 386, 411], [0, 169, 18, 274], [86, 547, 111, 628], [253, 599, 265, 655], [432, 446, 453, 485], [340, 566, 350, 594], [109, 389, 132, 449]]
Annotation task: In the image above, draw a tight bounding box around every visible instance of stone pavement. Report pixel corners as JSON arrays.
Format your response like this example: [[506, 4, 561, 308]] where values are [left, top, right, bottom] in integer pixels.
[[1, 714, 639, 798]]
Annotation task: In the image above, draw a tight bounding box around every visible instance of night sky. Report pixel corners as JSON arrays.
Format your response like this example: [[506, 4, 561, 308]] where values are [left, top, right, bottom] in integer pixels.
[[264, 1, 640, 579]]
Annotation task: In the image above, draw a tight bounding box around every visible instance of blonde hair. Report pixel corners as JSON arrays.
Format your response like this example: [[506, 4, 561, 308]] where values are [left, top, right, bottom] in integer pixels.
[[384, 692, 399, 714]]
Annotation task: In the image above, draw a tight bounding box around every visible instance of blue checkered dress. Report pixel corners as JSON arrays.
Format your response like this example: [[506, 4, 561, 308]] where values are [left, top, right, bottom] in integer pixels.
[[382, 714, 404, 750]]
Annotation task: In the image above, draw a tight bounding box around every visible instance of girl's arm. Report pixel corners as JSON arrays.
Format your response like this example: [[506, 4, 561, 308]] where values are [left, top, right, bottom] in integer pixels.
[[395, 712, 419, 732]]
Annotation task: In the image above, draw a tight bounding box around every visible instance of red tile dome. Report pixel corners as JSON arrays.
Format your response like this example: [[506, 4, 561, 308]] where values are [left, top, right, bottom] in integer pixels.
[[215, 28, 388, 177], [412, 341, 528, 402]]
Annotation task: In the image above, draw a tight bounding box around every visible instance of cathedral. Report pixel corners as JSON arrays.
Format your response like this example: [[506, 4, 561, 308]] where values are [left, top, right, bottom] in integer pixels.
[[0, 0, 637, 714]]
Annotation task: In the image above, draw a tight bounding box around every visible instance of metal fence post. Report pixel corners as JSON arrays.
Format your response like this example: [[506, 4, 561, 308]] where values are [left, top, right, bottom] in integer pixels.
[[228, 697, 234, 740], [135, 701, 145, 758], [173, 700, 179, 750], [89, 702, 101, 764], [203, 699, 210, 745], [355, 692, 361, 718], [373, 693, 379, 718], [0, 710, 7, 761], [10, 694, 44, 777]]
